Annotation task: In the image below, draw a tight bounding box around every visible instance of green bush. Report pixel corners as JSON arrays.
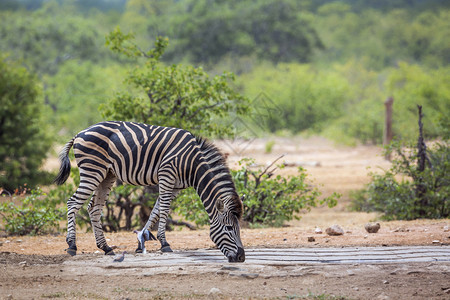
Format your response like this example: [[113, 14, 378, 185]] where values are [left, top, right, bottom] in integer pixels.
[[0, 55, 52, 192], [174, 158, 339, 227], [0, 188, 65, 235], [350, 141, 449, 220]]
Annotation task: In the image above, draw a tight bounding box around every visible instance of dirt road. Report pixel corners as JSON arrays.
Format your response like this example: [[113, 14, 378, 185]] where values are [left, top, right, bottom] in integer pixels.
[[1, 246, 450, 299]]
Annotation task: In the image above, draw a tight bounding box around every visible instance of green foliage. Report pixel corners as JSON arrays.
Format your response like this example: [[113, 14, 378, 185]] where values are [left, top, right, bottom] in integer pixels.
[[350, 142, 449, 220], [314, 6, 450, 69], [0, 188, 65, 235], [0, 2, 108, 76], [236, 158, 339, 226], [172, 188, 209, 227], [240, 63, 350, 134], [0, 55, 52, 191], [241, 60, 450, 144], [265, 140, 275, 154], [44, 60, 125, 137], [386, 63, 450, 141], [169, 0, 323, 64], [174, 158, 339, 227], [101, 28, 250, 137], [1, 1, 449, 143]]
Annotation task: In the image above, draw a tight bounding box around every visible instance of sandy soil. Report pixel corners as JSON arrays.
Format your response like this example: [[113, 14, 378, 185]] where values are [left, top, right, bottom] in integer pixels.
[[1, 137, 449, 299]]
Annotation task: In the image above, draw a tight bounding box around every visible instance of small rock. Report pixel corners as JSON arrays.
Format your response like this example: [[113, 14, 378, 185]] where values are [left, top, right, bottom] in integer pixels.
[[432, 240, 441, 244], [364, 235, 368, 239], [15, 239, 22, 243], [383, 280, 389, 284], [315, 227, 323, 234], [325, 225, 344, 236], [365, 222, 380, 233], [220, 266, 240, 271], [307, 237, 315, 242], [18, 261, 27, 266], [353, 287, 359, 291], [240, 273, 259, 279], [208, 288, 222, 296], [393, 227, 408, 232], [443, 226, 449, 232]]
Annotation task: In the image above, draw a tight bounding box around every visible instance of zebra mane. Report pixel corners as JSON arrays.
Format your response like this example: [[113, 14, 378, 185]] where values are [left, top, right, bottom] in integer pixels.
[[195, 136, 243, 219]]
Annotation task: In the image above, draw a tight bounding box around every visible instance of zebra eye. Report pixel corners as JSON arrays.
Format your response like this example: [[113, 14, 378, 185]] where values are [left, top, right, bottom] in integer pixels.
[[225, 225, 233, 232]]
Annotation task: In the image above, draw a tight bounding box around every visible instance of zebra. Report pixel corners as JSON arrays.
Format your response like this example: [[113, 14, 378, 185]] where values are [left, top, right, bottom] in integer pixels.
[[54, 121, 245, 263]]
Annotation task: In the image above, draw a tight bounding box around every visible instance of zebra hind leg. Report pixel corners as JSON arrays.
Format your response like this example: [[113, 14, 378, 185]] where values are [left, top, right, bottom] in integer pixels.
[[66, 177, 99, 256], [88, 171, 116, 255]]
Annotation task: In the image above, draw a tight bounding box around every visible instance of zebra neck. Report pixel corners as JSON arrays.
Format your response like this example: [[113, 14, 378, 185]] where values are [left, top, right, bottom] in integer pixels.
[[192, 159, 233, 217]]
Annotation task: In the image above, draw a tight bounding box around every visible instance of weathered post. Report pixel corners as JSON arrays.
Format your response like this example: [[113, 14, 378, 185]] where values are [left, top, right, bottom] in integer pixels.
[[416, 105, 428, 215], [384, 97, 394, 160]]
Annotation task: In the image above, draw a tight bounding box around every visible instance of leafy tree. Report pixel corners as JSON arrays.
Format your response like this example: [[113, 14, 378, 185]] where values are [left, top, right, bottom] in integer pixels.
[[0, 2, 108, 76], [101, 27, 250, 137], [168, 0, 323, 64], [0, 55, 51, 191]]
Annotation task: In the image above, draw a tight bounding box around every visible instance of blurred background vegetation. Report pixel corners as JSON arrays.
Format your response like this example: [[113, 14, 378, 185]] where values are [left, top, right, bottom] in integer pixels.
[[1, 0, 448, 142], [0, 0, 449, 231]]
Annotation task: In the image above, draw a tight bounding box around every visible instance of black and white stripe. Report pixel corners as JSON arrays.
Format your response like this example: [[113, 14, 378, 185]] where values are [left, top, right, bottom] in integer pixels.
[[55, 121, 245, 262]]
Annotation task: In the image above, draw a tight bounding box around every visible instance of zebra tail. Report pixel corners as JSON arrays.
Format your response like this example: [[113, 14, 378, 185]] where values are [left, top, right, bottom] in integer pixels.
[[54, 137, 75, 185]]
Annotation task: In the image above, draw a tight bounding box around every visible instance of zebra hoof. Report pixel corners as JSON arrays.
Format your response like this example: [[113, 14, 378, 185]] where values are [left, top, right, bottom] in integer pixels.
[[105, 250, 115, 256], [160, 245, 173, 253], [135, 248, 143, 253], [66, 248, 77, 256]]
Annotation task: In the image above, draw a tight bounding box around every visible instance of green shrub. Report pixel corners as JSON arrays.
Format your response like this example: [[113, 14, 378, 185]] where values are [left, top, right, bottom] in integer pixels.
[[174, 158, 339, 227], [0, 55, 52, 192], [350, 141, 449, 220], [0, 188, 65, 235]]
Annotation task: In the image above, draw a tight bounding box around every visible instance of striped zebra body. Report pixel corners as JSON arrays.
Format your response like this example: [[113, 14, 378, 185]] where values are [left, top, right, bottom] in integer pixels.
[[55, 121, 245, 262]]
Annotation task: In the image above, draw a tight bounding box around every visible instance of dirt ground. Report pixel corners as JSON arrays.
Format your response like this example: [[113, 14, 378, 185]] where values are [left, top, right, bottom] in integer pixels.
[[1, 137, 449, 299]]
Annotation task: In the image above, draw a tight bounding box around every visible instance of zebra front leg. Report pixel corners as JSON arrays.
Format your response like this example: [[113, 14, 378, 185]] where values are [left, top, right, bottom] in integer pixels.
[[136, 197, 160, 254], [89, 172, 116, 255], [156, 191, 175, 253]]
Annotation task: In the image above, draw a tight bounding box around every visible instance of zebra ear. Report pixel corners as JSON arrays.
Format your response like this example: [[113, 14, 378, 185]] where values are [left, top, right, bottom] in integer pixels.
[[216, 199, 225, 213]]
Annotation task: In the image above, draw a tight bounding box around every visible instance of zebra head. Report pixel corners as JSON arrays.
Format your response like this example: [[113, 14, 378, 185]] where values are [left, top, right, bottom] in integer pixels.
[[209, 194, 245, 263]]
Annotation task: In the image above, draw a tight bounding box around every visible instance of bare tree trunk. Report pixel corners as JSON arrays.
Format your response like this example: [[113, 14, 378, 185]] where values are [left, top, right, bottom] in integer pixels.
[[416, 105, 428, 216]]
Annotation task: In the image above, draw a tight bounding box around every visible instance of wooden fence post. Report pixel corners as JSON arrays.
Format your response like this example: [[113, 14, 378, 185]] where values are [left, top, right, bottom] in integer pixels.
[[384, 97, 394, 160]]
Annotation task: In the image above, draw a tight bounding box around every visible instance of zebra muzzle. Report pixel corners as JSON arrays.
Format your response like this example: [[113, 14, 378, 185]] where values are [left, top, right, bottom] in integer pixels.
[[228, 247, 245, 263]]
